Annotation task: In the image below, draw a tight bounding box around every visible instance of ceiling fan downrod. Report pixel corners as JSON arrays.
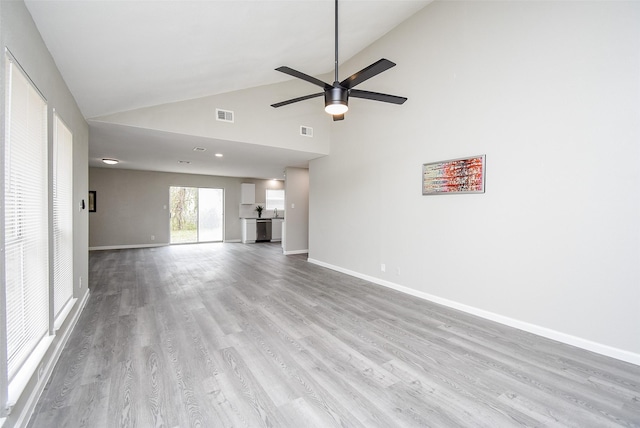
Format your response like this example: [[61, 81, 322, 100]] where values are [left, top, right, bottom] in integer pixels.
[[334, 0, 339, 84], [325, 0, 348, 116]]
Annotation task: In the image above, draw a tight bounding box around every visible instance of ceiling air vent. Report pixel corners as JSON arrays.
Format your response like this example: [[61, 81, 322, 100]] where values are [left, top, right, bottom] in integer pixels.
[[216, 108, 234, 123], [300, 126, 313, 137]]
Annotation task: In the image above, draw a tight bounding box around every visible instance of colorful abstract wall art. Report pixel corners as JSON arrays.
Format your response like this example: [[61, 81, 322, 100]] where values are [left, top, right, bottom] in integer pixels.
[[422, 155, 486, 195]]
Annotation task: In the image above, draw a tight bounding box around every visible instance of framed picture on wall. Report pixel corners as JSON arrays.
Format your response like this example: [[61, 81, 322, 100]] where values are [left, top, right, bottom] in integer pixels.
[[422, 155, 486, 195], [88, 191, 96, 212]]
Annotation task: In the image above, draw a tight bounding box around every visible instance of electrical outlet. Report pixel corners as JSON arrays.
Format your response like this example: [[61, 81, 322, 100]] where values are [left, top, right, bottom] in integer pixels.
[[395, 267, 401, 276], [151, 235, 155, 241], [79, 276, 82, 289], [381, 264, 386, 272]]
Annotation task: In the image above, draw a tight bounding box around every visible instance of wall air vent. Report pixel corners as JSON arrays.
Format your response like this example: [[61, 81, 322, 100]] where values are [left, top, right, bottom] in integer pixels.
[[216, 109, 234, 123], [300, 126, 313, 137]]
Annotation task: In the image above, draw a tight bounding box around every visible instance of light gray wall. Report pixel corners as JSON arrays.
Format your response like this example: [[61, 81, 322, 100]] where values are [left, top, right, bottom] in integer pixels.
[[309, 1, 640, 363], [92, 78, 331, 156], [283, 167, 309, 253], [0, 0, 89, 424], [252, 178, 285, 205], [89, 167, 284, 248]]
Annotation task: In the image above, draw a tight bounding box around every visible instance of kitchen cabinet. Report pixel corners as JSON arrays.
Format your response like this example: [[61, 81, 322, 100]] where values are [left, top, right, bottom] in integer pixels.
[[241, 219, 256, 243], [271, 218, 283, 242], [241, 183, 255, 204]]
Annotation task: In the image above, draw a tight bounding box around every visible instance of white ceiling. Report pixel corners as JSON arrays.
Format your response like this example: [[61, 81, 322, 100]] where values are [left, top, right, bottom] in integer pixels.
[[25, 0, 430, 178]]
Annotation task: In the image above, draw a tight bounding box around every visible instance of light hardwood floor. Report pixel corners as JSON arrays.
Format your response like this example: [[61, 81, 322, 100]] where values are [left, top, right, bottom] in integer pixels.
[[29, 243, 640, 427]]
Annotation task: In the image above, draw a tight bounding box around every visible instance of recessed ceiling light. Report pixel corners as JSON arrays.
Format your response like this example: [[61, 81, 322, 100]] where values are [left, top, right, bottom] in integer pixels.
[[178, 160, 191, 164], [214, 153, 223, 157], [193, 147, 206, 152], [102, 158, 119, 165]]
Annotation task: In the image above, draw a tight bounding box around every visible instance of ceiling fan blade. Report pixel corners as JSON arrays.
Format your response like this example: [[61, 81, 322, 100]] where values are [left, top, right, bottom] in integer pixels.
[[339, 59, 396, 89], [350, 89, 407, 105], [271, 92, 324, 108], [332, 114, 345, 121], [275, 66, 332, 90]]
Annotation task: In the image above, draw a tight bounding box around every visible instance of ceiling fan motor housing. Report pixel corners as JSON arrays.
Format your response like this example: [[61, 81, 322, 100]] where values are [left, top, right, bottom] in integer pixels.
[[325, 86, 349, 111]]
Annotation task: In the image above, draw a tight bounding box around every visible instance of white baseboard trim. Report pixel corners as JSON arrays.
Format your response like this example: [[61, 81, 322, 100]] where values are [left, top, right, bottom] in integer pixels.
[[307, 258, 640, 367], [224, 239, 242, 243], [17, 289, 90, 428], [284, 249, 309, 255], [89, 243, 167, 251]]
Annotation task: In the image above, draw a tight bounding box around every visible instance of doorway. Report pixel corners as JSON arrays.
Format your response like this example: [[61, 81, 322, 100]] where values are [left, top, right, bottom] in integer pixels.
[[170, 186, 224, 244]]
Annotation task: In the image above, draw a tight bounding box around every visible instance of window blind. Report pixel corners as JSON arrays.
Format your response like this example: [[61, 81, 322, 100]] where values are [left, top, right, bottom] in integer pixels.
[[266, 189, 285, 211], [4, 55, 49, 381], [53, 113, 74, 326]]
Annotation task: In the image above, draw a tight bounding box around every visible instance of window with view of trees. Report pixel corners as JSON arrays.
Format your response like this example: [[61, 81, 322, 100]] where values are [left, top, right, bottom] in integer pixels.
[[170, 186, 224, 244]]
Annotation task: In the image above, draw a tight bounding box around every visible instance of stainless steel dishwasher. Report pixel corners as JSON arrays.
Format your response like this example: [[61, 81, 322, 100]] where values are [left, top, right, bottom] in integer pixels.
[[256, 219, 272, 242]]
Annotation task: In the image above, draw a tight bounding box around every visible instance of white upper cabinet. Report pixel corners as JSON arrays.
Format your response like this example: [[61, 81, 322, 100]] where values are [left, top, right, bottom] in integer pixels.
[[241, 183, 255, 204]]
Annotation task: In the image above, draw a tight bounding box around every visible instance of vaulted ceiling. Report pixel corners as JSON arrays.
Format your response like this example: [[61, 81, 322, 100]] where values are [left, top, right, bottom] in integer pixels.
[[26, 0, 431, 178]]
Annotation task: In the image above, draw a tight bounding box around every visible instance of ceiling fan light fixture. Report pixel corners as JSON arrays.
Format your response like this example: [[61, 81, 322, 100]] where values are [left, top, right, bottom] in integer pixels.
[[324, 87, 349, 115], [325, 103, 348, 115]]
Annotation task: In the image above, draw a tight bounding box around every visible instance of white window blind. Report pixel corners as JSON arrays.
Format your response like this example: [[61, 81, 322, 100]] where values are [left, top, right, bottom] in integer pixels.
[[53, 113, 74, 327], [4, 54, 49, 382], [266, 189, 285, 211]]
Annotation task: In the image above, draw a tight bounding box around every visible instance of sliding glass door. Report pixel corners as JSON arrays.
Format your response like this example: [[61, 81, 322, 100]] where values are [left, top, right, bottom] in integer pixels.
[[197, 188, 224, 242], [170, 186, 223, 244]]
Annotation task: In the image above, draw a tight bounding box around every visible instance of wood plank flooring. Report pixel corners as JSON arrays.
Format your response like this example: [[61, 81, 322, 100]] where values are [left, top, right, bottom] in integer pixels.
[[28, 243, 640, 427]]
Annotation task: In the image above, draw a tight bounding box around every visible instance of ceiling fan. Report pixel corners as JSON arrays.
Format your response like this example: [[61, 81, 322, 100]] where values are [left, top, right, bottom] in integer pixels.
[[270, 0, 407, 121]]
